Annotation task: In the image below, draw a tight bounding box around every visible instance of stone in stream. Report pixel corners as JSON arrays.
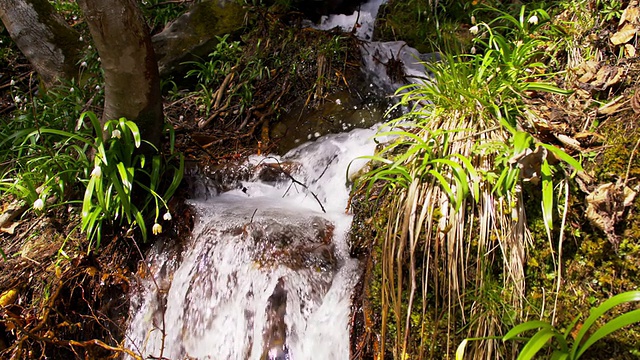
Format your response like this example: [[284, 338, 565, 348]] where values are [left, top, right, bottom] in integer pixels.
[[261, 277, 288, 360], [238, 216, 337, 272]]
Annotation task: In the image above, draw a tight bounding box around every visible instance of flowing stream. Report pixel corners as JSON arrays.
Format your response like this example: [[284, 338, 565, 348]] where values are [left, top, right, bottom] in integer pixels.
[[124, 0, 436, 358], [125, 127, 383, 359]]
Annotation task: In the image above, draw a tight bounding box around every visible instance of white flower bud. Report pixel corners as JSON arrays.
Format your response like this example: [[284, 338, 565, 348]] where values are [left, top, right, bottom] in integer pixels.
[[111, 129, 122, 139], [163, 212, 172, 221], [91, 165, 102, 178], [152, 223, 162, 235], [10, 79, 15, 86], [528, 15, 539, 25], [79, 36, 84, 42], [469, 25, 479, 35], [33, 198, 44, 211], [80, 61, 87, 67], [70, 87, 75, 93]]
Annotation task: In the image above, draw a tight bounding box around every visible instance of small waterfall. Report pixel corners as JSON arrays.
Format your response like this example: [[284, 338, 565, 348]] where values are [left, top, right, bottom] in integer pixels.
[[124, 0, 440, 358], [125, 127, 383, 359]]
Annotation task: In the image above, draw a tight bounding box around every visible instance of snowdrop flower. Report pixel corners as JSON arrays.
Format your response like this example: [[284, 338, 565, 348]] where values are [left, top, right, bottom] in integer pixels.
[[14, 96, 21, 103], [152, 223, 162, 235], [528, 15, 539, 25], [163, 212, 172, 221], [111, 129, 121, 139], [91, 165, 102, 178], [80, 61, 87, 67], [335, 98, 342, 105], [33, 198, 44, 211], [470, 46, 477, 55], [10, 79, 15, 86], [88, 45, 92, 50], [469, 25, 479, 35], [79, 36, 84, 42], [95, 85, 100, 91], [471, 15, 476, 25], [70, 87, 75, 93]]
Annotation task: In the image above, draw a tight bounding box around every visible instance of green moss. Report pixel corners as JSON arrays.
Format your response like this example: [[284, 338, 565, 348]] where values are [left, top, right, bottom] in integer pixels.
[[191, 2, 246, 39]]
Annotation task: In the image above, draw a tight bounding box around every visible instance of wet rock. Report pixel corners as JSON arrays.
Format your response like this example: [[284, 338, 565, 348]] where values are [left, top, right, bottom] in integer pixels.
[[183, 160, 304, 198], [271, 90, 387, 154], [261, 278, 288, 360], [238, 216, 337, 271]]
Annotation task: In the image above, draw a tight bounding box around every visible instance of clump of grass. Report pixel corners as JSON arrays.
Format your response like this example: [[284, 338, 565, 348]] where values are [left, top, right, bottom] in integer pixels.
[[357, 4, 583, 358]]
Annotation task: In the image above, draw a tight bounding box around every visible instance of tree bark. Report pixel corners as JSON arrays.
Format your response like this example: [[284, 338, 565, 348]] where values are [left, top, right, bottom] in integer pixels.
[[0, 0, 82, 88], [78, 0, 163, 148]]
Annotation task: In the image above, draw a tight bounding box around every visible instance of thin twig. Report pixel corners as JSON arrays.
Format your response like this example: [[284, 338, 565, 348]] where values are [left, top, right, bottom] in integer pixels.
[[624, 138, 640, 186], [261, 157, 327, 213]]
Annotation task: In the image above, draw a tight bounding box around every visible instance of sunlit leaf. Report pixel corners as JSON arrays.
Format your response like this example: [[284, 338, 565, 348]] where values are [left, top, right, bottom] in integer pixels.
[[541, 158, 554, 230]]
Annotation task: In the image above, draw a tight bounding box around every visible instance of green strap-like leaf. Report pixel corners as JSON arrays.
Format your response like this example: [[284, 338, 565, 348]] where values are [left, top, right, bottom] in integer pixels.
[[503, 320, 553, 340], [576, 308, 640, 357], [572, 291, 640, 358], [539, 143, 583, 173], [541, 158, 554, 230], [518, 328, 565, 360]]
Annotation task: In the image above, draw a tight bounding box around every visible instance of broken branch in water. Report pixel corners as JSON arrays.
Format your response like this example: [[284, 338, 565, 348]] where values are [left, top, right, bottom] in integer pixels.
[[260, 157, 326, 213]]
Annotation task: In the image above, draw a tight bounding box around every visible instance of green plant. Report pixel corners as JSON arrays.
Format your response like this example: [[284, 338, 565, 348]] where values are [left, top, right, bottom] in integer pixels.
[[140, 0, 191, 31], [0, 109, 183, 251], [457, 291, 640, 359], [184, 34, 242, 87], [79, 112, 184, 249], [355, 5, 584, 359], [598, 0, 623, 23]]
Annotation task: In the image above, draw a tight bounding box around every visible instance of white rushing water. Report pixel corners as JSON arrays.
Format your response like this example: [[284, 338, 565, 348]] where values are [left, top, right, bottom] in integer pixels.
[[125, 127, 383, 359], [124, 0, 440, 358]]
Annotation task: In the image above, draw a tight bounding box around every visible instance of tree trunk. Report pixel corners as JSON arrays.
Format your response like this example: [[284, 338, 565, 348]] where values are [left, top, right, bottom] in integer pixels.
[[0, 0, 82, 88], [78, 0, 163, 148]]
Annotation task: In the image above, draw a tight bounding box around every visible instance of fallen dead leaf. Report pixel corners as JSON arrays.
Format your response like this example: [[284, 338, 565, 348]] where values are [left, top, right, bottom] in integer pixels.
[[0, 220, 19, 234], [598, 95, 626, 115], [620, 5, 640, 26], [631, 89, 640, 113], [0, 288, 18, 307], [610, 23, 637, 45], [625, 44, 637, 57], [586, 181, 637, 249]]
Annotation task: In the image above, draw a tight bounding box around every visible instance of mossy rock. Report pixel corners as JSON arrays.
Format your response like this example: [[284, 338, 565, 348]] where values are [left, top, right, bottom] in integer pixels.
[[152, 1, 246, 77]]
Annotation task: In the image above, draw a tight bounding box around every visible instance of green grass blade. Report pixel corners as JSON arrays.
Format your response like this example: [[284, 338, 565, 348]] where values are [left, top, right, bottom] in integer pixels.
[[539, 143, 583, 173], [541, 158, 554, 230], [576, 308, 640, 358], [503, 320, 553, 340], [518, 329, 563, 360], [572, 291, 640, 358]]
